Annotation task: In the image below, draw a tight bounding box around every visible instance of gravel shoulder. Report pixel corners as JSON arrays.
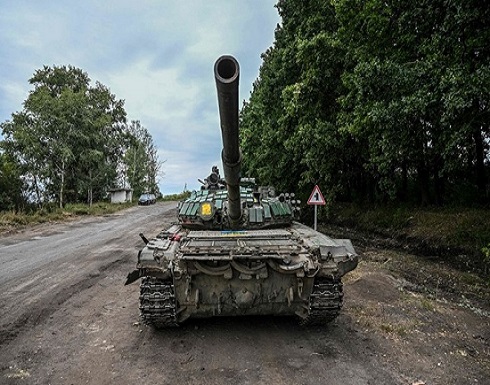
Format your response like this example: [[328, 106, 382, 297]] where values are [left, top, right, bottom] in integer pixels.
[[0, 207, 488, 385]]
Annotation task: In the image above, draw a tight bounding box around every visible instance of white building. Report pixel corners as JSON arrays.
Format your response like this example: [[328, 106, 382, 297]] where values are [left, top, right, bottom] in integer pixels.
[[108, 188, 133, 203]]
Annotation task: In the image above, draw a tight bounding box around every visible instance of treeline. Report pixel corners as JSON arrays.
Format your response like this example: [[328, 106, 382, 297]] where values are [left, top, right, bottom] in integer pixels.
[[240, 0, 489, 206], [0, 66, 161, 211]]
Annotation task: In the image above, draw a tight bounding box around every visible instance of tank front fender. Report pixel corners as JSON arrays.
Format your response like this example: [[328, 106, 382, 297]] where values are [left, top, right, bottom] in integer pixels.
[[125, 269, 141, 285], [337, 255, 359, 276], [125, 268, 172, 285]]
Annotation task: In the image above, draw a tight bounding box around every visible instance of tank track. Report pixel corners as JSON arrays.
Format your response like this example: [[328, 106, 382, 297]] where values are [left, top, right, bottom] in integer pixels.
[[139, 276, 179, 328], [301, 277, 343, 326]]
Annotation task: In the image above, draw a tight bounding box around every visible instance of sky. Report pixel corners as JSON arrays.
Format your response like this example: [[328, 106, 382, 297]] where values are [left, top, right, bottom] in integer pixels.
[[0, 1, 280, 195]]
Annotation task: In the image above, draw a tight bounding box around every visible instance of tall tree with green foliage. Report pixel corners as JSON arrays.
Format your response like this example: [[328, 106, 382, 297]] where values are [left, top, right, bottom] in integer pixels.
[[437, 0, 490, 201], [334, 0, 490, 204], [123, 120, 163, 198], [334, 0, 443, 203], [241, 0, 359, 203], [242, 0, 489, 205], [0, 150, 25, 211], [1, 66, 127, 207]]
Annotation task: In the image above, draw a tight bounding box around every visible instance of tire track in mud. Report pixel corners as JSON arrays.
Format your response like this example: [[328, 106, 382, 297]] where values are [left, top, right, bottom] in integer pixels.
[[0, 253, 130, 347], [0, 202, 177, 348]]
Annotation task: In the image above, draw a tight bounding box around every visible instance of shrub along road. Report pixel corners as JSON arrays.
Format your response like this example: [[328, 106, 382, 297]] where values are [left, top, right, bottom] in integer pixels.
[[0, 203, 488, 384]]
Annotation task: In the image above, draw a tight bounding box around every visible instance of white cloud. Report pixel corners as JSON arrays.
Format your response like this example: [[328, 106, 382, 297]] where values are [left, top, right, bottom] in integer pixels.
[[0, 81, 29, 116], [0, 0, 280, 195], [104, 58, 200, 123], [158, 148, 221, 195]]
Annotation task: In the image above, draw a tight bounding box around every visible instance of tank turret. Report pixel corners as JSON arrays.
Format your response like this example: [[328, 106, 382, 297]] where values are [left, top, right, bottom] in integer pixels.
[[176, 55, 298, 230], [214, 55, 242, 228]]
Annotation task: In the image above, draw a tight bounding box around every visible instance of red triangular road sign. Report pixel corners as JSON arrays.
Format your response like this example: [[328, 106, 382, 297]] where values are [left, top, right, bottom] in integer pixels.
[[307, 185, 326, 205]]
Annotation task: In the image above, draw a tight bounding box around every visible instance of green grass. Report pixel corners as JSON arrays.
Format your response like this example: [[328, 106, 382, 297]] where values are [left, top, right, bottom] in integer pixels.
[[419, 298, 436, 312], [379, 323, 409, 337], [0, 194, 189, 234], [161, 191, 191, 201], [328, 203, 490, 250], [0, 201, 135, 233], [326, 203, 490, 275]]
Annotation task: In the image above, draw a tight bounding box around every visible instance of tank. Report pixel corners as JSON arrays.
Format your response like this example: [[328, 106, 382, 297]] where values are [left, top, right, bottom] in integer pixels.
[[125, 55, 359, 327]]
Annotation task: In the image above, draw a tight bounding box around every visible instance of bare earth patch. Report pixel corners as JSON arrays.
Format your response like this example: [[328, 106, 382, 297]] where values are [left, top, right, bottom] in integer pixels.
[[345, 247, 490, 384]]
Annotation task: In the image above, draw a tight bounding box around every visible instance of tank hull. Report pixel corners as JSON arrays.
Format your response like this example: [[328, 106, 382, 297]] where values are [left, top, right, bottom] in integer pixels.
[[131, 222, 357, 326]]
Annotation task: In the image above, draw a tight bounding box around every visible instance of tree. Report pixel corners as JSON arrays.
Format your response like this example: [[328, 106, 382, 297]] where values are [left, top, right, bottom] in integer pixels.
[[335, 0, 490, 204], [1, 66, 127, 207], [241, 0, 355, 202], [437, 0, 490, 200], [76, 81, 127, 205], [123, 120, 163, 198], [241, 0, 489, 205], [0, 149, 25, 211]]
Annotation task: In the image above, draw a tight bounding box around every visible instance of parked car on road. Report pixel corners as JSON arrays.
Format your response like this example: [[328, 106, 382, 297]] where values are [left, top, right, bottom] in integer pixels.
[[138, 193, 156, 205]]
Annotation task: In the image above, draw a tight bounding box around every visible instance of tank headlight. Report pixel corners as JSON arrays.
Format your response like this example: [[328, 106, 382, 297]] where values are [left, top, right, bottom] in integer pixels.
[[199, 202, 215, 220]]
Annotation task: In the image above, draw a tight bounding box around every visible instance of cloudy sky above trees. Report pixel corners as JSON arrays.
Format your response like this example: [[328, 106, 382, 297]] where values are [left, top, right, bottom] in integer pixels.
[[0, 1, 280, 194]]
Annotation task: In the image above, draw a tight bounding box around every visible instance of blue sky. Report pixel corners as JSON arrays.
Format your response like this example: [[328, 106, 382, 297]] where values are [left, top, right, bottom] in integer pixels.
[[0, 1, 280, 195]]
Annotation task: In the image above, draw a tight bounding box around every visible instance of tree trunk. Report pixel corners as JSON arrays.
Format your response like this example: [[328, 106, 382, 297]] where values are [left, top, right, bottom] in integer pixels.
[[399, 160, 408, 202], [33, 174, 42, 208], [473, 126, 486, 193], [87, 169, 93, 207], [417, 162, 430, 206], [59, 160, 65, 209]]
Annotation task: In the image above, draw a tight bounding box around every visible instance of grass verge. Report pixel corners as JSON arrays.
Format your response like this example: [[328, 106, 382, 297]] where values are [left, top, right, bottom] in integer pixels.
[[161, 192, 191, 201], [324, 203, 490, 276], [0, 201, 135, 234]]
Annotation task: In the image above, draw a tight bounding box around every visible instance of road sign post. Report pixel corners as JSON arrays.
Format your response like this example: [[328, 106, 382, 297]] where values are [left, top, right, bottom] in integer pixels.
[[307, 185, 326, 231]]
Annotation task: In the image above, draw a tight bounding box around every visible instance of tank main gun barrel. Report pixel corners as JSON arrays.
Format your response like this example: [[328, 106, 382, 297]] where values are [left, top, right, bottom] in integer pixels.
[[214, 55, 242, 227]]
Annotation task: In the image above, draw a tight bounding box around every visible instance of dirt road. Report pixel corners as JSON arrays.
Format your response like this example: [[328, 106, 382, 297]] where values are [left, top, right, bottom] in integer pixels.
[[0, 204, 488, 384]]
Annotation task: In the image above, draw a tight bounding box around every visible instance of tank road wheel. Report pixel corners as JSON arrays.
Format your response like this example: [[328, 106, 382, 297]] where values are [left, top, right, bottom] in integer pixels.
[[300, 277, 344, 326], [139, 277, 179, 328]]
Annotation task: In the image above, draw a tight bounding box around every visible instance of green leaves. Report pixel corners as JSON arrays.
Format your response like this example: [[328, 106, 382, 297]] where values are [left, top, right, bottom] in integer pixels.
[[0, 150, 25, 211], [1, 65, 128, 207], [123, 120, 162, 199], [241, 0, 489, 205]]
